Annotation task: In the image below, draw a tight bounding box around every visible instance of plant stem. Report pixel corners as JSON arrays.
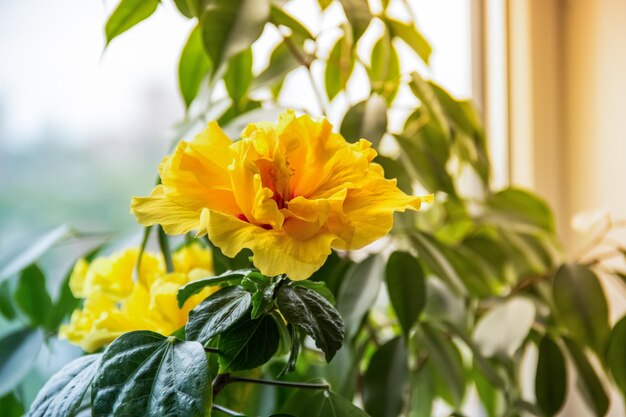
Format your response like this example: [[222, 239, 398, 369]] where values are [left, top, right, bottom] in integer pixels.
[[212, 404, 242, 416], [158, 225, 174, 273], [228, 375, 330, 390], [305, 67, 328, 117], [203, 346, 220, 354]]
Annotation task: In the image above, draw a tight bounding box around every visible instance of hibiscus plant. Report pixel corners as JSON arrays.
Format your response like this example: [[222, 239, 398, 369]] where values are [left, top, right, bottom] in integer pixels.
[[2, 1, 626, 417]]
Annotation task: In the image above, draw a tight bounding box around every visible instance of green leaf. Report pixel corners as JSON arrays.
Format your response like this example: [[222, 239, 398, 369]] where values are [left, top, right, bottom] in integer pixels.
[[340, 95, 388, 147], [105, 0, 159, 45], [0, 224, 70, 284], [420, 323, 466, 407], [369, 28, 400, 103], [186, 286, 252, 343], [473, 364, 503, 417], [0, 392, 24, 417], [283, 388, 369, 417], [200, 0, 270, 75], [178, 269, 254, 306], [535, 336, 567, 417], [253, 40, 303, 90], [337, 254, 384, 338], [386, 251, 426, 337], [242, 272, 275, 319], [339, 0, 372, 41], [563, 337, 609, 417], [15, 264, 53, 328], [408, 365, 435, 417], [277, 284, 344, 361], [217, 315, 280, 372], [553, 264, 610, 355], [409, 72, 449, 135], [270, 5, 314, 40], [363, 336, 408, 417], [179, 26, 212, 108], [29, 354, 101, 417], [0, 328, 44, 396], [92, 331, 211, 417], [607, 315, 626, 397], [173, 0, 196, 18], [384, 17, 431, 64], [224, 48, 254, 110], [489, 188, 555, 232], [410, 233, 465, 295], [325, 35, 355, 101], [292, 280, 335, 304], [0, 280, 17, 320], [375, 155, 412, 194]]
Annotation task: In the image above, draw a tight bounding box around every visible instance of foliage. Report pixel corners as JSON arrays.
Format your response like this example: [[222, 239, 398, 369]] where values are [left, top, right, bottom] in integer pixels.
[[1, 0, 625, 416]]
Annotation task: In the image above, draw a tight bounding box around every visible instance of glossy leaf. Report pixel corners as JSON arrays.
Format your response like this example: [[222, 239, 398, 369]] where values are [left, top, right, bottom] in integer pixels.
[[385, 251, 426, 337], [224, 48, 253, 110], [337, 254, 384, 337], [186, 286, 252, 343], [105, 0, 159, 45], [179, 26, 211, 108], [217, 315, 280, 372], [200, 0, 270, 75], [178, 269, 254, 306], [15, 264, 53, 328], [325, 35, 355, 101], [384, 17, 431, 64], [0, 328, 44, 396], [277, 284, 344, 361], [553, 264, 610, 354], [283, 388, 369, 417], [535, 336, 567, 416], [340, 95, 387, 147], [0, 224, 69, 284], [339, 0, 372, 41], [607, 315, 626, 396], [363, 337, 408, 417], [241, 272, 275, 319], [92, 331, 210, 417], [29, 354, 101, 417], [292, 280, 336, 304]]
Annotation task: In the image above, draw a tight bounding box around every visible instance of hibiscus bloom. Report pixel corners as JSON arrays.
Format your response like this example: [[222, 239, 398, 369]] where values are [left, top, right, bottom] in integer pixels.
[[132, 111, 429, 280]]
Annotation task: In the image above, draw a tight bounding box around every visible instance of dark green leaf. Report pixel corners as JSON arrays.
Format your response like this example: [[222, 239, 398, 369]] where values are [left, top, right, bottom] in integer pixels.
[[224, 48, 254, 110], [270, 6, 313, 39], [563, 337, 609, 417], [205, 237, 254, 275], [242, 272, 275, 319], [375, 155, 412, 194], [363, 337, 408, 417], [0, 280, 17, 320], [408, 364, 435, 417], [179, 26, 212, 108], [282, 388, 369, 417], [29, 354, 101, 417], [173, 0, 196, 18], [186, 286, 252, 343], [473, 364, 503, 417], [92, 331, 211, 417], [0, 392, 24, 417], [15, 264, 53, 328], [339, 0, 372, 41], [369, 28, 400, 103], [553, 264, 610, 355], [337, 254, 384, 337], [292, 280, 335, 304], [340, 95, 387, 147], [105, 0, 159, 45], [384, 17, 431, 64], [318, 0, 333, 10], [200, 0, 270, 75], [410, 233, 465, 295], [325, 35, 355, 101], [0, 328, 44, 396], [277, 285, 344, 361], [535, 336, 567, 416], [0, 224, 69, 284], [278, 324, 301, 376], [217, 315, 280, 372], [178, 269, 254, 306], [386, 251, 426, 337], [607, 315, 626, 396]]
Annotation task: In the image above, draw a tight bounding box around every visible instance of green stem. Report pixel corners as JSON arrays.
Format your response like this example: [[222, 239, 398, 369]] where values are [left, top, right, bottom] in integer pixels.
[[158, 226, 174, 273], [135, 225, 153, 278], [203, 346, 220, 354], [228, 375, 330, 390], [212, 404, 242, 416]]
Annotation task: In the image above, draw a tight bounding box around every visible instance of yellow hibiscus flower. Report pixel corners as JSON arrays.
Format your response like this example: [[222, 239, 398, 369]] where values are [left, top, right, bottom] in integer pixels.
[[131, 111, 429, 280], [59, 244, 216, 352]]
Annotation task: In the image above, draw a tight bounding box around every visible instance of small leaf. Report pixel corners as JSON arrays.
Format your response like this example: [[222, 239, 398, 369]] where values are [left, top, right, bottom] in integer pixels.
[[217, 315, 280, 372], [385, 251, 426, 337], [369, 28, 400, 103], [178, 268, 254, 306], [363, 337, 408, 417], [283, 389, 369, 417], [409, 72, 449, 135], [200, 0, 270, 75], [553, 264, 610, 355], [0, 392, 24, 417], [563, 337, 609, 417], [270, 5, 314, 40], [0, 224, 70, 284], [0, 328, 44, 396], [339, 0, 372, 41], [277, 284, 344, 361], [186, 286, 252, 343], [340, 95, 388, 147], [173, 0, 196, 18], [535, 336, 567, 416], [337, 254, 384, 338], [607, 315, 626, 396], [92, 331, 211, 417], [179, 26, 212, 108], [0, 281, 17, 320], [29, 354, 101, 417], [224, 48, 254, 110], [384, 17, 431, 64], [325, 35, 355, 101], [105, 0, 159, 45], [242, 273, 275, 319], [292, 280, 336, 304], [15, 264, 53, 328], [253, 41, 303, 90]]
